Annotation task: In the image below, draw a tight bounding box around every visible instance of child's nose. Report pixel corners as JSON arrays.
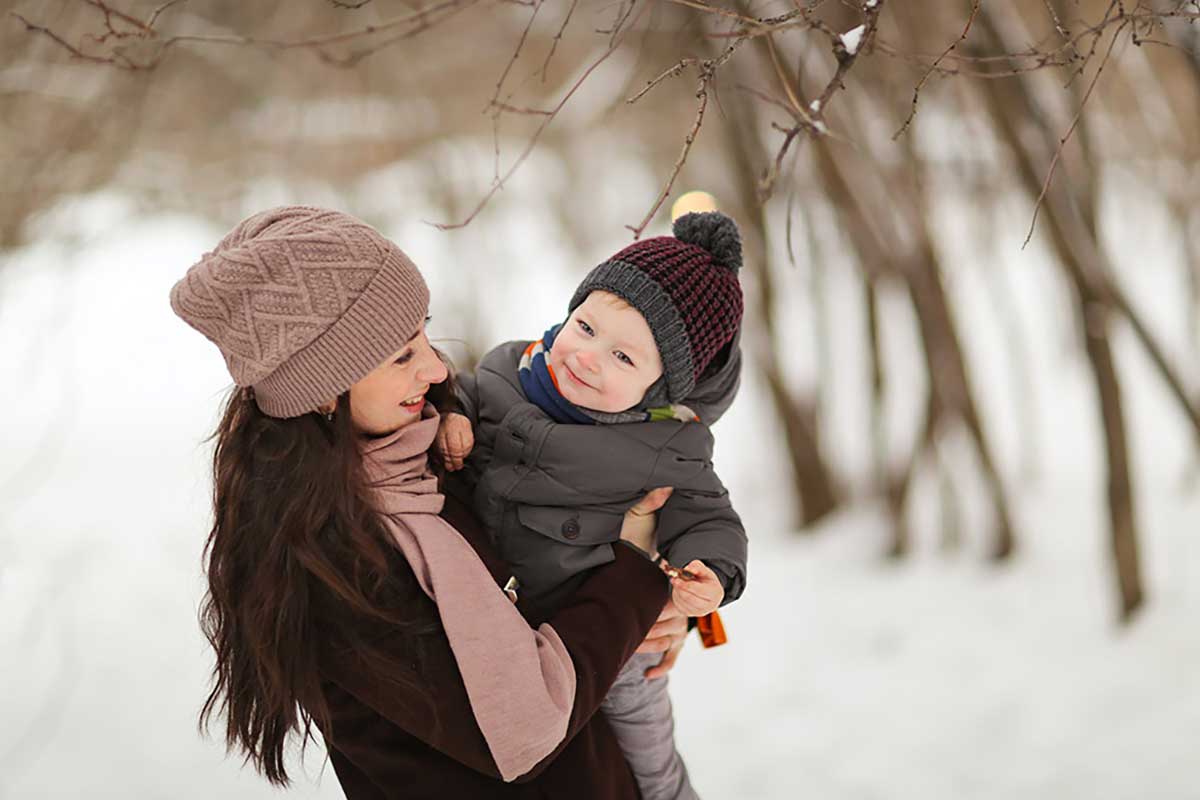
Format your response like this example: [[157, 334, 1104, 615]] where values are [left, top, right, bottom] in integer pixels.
[[577, 348, 600, 372]]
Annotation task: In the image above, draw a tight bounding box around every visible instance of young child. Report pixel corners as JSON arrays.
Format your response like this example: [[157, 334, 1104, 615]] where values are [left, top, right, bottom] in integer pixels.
[[438, 211, 747, 800]]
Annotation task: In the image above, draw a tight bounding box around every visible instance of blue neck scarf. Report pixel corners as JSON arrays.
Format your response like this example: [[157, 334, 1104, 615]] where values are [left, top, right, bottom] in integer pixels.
[[518, 324, 595, 425]]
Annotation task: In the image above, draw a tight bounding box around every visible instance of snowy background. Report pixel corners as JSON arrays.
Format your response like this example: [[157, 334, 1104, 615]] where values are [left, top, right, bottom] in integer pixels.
[[1, 187, 1197, 800]]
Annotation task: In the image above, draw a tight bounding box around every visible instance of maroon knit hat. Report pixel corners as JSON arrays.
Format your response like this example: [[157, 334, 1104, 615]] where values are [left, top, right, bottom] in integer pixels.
[[170, 206, 429, 418], [568, 211, 744, 402]]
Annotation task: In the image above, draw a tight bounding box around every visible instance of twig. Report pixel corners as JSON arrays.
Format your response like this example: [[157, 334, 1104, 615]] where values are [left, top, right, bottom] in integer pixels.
[[12, 0, 476, 69], [488, 0, 544, 113], [893, 0, 983, 140], [540, 0, 578, 80], [1040, 0, 1084, 64], [147, 0, 187, 28], [315, 5, 475, 68], [83, 0, 153, 34], [489, 101, 553, 115], [601, 0, 637, 48], [625, 39, 744, 238], [627, 57, 700, 103], [1061, 0, 1120, 89], [626, 82, 711, 238], [765, 31, 803, 113], [755, 0, 887, 200], [664, 0, 760, 25], [10, 12, 118, 65], [431, 0, 651, 229], [736, 82, 803, 120], [1023, 19, 1126, 248], [827, 7, 880, 88], [871, 6, 1197, 78]]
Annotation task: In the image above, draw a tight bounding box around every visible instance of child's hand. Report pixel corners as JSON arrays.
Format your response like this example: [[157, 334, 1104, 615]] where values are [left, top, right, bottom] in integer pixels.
[[669, 560, 724, 617], [436, 413, 475, 471]]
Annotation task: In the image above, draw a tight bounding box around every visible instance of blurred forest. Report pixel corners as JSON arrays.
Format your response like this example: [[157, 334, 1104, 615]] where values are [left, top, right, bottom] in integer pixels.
[[4, 0, 1200, 623]]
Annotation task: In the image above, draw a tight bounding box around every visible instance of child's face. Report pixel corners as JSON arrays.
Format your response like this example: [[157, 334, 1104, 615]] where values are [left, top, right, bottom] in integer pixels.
[[548, 291, 664, 413]]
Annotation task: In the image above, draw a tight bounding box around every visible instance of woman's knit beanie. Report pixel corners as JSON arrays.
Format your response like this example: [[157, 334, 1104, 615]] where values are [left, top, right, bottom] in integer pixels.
[[568, 211, 744, 402], [170, 206, 429, 418]]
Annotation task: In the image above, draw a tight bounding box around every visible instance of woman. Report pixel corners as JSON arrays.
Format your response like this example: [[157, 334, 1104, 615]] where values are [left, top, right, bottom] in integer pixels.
[[171, 206, 688, 799]]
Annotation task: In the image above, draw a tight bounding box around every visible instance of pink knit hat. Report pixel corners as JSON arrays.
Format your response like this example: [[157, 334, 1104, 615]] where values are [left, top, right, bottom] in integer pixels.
[[170, 206, 429, 418]]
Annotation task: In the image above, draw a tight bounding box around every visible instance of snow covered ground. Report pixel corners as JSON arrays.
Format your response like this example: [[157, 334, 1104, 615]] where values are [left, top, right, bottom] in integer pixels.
[[0, 198, 1196, 799]]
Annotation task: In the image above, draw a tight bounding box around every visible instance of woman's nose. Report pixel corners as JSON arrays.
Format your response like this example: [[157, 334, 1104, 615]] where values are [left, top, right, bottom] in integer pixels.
[[418, 347, 449, 383]]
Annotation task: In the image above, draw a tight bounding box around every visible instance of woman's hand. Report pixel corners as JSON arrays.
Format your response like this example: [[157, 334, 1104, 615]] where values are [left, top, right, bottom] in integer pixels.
[[636, 599, 688, 680], [618, 487, 673, 555]]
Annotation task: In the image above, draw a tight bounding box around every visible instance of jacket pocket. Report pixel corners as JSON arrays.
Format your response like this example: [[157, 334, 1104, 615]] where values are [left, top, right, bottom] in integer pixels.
[[515, 504, 624, 547]]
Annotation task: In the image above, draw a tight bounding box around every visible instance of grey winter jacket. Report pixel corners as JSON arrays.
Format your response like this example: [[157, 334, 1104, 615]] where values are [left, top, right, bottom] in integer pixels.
[[447, 334, 747, 614]]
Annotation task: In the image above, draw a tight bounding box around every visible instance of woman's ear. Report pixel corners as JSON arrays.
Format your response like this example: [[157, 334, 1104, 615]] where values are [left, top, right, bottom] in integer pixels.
[[317, 399, 336, 415]]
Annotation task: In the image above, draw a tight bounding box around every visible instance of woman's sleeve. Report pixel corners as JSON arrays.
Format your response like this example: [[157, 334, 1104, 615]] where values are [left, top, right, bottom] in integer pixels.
[[322, 541, 668, 781], [513, 542, 668, 779]]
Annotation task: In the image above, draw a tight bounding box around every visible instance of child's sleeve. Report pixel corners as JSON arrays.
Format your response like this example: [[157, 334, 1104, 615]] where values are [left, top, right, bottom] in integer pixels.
[[453, 369, 481, 427], [655, 464, 748, 606]]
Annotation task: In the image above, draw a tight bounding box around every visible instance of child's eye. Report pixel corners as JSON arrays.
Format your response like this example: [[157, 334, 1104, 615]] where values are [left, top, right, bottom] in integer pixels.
[[577, 320, 595, 336], [615, 351, 634, 367]]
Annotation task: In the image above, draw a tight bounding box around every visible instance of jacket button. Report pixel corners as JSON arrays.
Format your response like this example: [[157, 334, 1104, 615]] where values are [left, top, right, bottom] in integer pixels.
[[561, 519, 580, 539]]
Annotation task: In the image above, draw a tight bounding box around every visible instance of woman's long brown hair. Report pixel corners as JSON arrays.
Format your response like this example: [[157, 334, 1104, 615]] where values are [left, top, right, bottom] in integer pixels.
[[199, 371, 458, 785]]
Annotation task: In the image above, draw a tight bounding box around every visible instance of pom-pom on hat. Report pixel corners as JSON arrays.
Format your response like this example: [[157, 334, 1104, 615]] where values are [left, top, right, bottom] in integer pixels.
[[568, 211, 744, 402], [170, 206, 430, 418]]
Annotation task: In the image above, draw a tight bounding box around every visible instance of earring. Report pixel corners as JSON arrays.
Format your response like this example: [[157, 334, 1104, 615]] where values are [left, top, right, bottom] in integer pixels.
[[325, 410, 334, 423]]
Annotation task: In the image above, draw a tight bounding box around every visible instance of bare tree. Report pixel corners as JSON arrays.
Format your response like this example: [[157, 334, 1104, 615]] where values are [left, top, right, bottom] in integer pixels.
[[7, 0, 1200, 621]]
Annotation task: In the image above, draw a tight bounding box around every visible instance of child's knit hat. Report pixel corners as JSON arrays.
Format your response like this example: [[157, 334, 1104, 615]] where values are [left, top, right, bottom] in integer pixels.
[[568, 211, 744, 402], [170, 205, 429, 418]]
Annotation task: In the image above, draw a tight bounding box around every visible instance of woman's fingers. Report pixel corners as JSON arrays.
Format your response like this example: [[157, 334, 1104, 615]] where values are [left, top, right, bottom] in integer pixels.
[[628, 486, 674, 517], [656, 598, 685, 621], [635, 635, 673, 654], [641, 615, 687, 645], [619, 488, 672, 552], [636, 599, 687, 655], [644, 641, 684, 680]]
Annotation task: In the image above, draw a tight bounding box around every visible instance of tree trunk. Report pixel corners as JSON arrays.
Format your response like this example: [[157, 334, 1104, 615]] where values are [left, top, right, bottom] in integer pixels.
[[721, 67, 841, 528], [973, 10, 1144, 618]]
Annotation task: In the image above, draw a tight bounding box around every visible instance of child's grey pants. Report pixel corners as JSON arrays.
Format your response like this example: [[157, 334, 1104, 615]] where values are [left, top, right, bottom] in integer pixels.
[[600, 651, 699, 800]]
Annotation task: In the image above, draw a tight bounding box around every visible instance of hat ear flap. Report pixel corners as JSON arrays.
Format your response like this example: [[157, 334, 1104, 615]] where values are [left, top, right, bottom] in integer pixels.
[[640, 375, 672, 408]]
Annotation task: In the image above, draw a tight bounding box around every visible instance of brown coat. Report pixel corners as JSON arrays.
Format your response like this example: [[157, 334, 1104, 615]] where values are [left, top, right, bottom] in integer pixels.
[[317, 493, 669, 799]]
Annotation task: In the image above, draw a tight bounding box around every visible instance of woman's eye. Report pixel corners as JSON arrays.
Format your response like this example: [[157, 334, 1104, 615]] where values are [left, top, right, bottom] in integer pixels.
[[615, 351, 634, 367], [395, 351, 414, 366], [577, 320, 594, 336]]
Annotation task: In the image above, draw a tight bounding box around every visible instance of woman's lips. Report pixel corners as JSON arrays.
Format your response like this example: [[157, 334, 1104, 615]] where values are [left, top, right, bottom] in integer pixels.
[[399, 393, 425, 412]]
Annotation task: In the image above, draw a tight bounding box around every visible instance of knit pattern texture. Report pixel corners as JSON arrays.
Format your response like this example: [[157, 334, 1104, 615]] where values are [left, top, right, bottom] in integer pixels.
[[170, 206, 429, 418]]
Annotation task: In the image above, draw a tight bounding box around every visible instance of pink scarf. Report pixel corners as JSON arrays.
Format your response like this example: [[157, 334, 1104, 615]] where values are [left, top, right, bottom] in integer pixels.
[[360, 406, 576, 781]]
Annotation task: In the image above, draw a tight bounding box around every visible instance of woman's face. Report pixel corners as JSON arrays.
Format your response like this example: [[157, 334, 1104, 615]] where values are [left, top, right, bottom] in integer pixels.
[[346, 323, 448, 436]]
